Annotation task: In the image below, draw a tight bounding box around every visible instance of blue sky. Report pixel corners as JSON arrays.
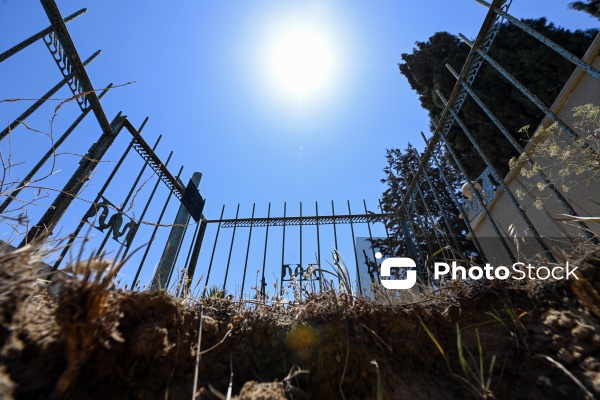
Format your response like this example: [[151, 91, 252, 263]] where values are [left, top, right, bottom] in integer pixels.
[[1, 1, 597, 294]]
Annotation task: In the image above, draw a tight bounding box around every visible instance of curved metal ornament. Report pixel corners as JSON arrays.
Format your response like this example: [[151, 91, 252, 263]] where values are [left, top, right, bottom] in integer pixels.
[[83, 196, 138, 247]]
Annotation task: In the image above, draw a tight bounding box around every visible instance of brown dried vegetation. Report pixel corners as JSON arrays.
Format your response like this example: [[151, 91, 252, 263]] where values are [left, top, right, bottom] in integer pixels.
[[1, 245, 600, 399]]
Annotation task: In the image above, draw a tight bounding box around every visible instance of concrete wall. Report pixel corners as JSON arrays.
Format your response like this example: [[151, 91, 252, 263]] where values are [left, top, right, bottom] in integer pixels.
[[466, 33, 600, 265]]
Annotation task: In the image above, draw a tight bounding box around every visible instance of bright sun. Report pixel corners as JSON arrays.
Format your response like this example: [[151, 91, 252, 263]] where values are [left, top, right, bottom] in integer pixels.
[[271, 27, 333, 96]]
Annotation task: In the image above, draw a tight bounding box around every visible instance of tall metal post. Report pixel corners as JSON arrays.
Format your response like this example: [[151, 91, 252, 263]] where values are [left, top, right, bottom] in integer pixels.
[[182, 218, 208, 296], [150, 172, 202, 290], [299, 202, 303, 287]]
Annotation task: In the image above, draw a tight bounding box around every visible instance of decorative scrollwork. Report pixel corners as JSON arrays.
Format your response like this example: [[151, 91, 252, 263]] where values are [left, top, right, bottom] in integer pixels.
[[43, 30, 88, 111], [281, 263, 321, 283], [83, 196, 137, 247], [463, 167, 502, 220], [439, 0, 512, 137]]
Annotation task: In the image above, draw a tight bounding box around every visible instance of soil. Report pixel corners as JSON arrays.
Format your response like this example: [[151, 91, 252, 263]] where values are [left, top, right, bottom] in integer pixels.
[[1, 247, 600, 399]]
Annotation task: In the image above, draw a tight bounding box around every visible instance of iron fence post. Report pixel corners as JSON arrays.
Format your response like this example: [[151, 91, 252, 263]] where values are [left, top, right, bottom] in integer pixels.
[[150, 172, 201, 290]]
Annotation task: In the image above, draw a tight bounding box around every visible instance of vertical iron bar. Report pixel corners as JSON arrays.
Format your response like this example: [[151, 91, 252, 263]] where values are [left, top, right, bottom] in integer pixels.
[[131, 165, 184, 289], [299, 201, 303, 288], [280, 202, 287, 296], [0, 50, 101, 141], [347, 200, 362, 296], [412, 148, 463, 254], [377, 199, 394, 256], [331, 201, 339, 251], [437, 128, 516, 262], [331, 201, 342, 289], [421, 132, 485, 258], [410, 167, 447, 254], [400, 219, 425, 284], [95, 128, 156, 256], [260, 203, 271, 300], [183, 218, 208, 297], [50, 135, 133, 272], [222, 204, 240, 295], [437, 90, 556, 262], [167, 220, 201, 297], [315, 201, 323, 291], [363, 199, 380, 284], [203, 205, 225, 296], [404, 197, 428, 266], [405, 186, 436, 256], [121, 150, 174, 260], [240, 203, 256, 299], [176, 216, 201, 290]]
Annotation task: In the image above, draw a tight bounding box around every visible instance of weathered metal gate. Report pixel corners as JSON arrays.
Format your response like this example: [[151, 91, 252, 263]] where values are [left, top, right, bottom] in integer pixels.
[[398, 0, 600, 273], [2, 0, 600, 299], [1, 0, 206, 294], [200, 200, 391, 299]]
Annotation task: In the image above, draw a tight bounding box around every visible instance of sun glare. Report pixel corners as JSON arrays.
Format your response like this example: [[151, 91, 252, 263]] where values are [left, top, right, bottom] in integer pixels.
[[271, 27, 333, 97]]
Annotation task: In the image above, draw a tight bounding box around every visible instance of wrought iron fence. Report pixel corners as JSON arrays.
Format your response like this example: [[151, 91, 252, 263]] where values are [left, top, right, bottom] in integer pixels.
[[397, 0, 600, 275], [2, 0, 599, 299]]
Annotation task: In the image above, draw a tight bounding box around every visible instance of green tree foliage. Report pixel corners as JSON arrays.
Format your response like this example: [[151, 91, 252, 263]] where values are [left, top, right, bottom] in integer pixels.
[[376, 144, 478, 284], [569, 0, 600, 19], [398, 18, 598, 177], [378, 18, 597, 281]]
